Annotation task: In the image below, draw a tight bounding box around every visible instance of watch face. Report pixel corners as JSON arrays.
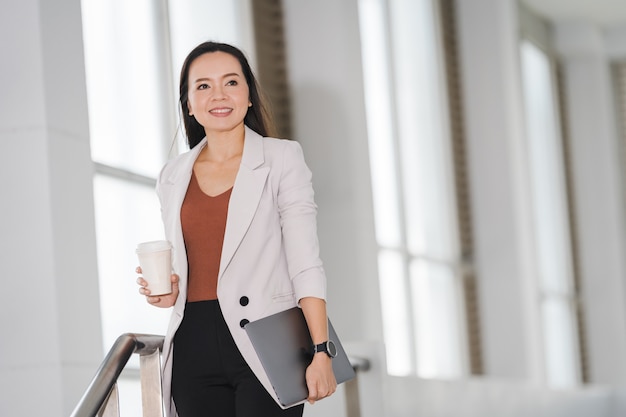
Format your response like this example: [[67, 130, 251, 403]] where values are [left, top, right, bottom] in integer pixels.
[[327, 340, 338, 358]]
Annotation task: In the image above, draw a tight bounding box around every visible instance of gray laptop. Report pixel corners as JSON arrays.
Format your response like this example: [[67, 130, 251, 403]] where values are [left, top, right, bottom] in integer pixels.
[[244, 307, 356, 407]]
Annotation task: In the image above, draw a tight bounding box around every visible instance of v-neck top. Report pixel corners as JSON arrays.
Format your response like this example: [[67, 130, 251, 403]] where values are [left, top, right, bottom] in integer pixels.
[[180, 170, 232, 302]]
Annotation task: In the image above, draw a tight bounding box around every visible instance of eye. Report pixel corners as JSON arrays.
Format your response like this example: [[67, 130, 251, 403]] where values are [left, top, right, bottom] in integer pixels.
[[197, 83, 209, 90], [226, 79, 238, 86]]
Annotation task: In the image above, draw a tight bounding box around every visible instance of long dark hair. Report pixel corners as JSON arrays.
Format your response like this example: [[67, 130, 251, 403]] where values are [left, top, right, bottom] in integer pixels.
[[179, 41, 276, 148]]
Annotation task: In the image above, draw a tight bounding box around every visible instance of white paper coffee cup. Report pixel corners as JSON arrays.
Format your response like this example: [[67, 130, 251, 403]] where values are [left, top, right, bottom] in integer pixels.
[[136, 240, 173, 296]]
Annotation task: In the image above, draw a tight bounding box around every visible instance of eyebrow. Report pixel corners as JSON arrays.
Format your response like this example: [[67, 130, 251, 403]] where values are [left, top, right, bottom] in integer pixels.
[[193, 73, 241, 84]]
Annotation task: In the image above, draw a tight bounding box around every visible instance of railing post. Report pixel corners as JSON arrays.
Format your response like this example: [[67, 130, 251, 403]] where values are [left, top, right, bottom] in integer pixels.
[[97, 383, 119, 417], [344, 377, 362, 417], [345, 356, 370, 417], [140, 349, 164, 417]]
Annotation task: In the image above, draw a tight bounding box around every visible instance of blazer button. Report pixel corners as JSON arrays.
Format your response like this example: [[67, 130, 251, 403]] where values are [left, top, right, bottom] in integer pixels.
[[239, 296, 249, 306], [240, 319, 250, 328]]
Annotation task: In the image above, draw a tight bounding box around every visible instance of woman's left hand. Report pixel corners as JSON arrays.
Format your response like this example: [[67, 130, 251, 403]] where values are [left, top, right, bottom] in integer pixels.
[[305, 353, 337, 404]]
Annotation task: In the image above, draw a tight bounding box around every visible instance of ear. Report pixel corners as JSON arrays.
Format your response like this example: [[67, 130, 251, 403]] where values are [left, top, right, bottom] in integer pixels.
[[187, 101, 193, 116]]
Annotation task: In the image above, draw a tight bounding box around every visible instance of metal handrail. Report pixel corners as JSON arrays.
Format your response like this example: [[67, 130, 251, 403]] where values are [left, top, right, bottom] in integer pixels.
[[347, 355, 371, 372], [70, 333, 164, 417], [71, 333, 370, 417]]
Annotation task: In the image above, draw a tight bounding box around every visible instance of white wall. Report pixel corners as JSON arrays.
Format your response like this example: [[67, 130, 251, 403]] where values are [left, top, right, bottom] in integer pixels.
[[384, 376, 616, 417], [0, 0, 103, 416]]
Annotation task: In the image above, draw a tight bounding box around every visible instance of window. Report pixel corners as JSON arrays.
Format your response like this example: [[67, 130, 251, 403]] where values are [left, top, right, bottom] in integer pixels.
[[520, 40, 582, 387], [358, 0, 468, 378]]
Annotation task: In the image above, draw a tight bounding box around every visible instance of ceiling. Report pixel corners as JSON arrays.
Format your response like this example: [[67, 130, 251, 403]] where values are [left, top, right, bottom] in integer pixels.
[[521, 0, 626, 28]]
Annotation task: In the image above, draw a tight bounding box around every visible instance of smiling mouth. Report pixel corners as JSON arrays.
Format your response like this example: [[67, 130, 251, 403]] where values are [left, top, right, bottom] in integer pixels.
[[210, 108, 232, 114]]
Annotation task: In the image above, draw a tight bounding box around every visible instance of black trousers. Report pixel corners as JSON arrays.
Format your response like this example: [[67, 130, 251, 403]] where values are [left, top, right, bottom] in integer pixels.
[[171, 300, 304, 417]]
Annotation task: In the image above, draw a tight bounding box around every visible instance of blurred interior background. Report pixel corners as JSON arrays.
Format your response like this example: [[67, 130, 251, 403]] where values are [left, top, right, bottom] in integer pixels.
[[2, 0, 626, 416]]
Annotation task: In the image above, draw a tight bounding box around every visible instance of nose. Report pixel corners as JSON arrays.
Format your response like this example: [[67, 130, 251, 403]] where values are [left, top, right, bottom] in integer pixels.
[[211, 85, 226, 100]]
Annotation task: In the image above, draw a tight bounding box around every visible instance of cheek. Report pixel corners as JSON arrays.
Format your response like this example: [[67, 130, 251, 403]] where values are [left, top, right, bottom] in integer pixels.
[[187, 93, 202, 113]]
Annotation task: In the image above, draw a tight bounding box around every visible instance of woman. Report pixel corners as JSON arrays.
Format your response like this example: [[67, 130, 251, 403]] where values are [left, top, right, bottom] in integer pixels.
[[136, 41, 336, 417]]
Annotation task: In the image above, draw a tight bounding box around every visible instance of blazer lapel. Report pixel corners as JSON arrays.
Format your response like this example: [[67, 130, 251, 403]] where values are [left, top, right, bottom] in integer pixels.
[[162, 137, 207, 196], [219, 127, 269, 278]]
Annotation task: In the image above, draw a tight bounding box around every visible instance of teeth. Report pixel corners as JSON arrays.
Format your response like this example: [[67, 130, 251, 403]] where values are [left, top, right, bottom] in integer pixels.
[[210, 108, 231, 114]]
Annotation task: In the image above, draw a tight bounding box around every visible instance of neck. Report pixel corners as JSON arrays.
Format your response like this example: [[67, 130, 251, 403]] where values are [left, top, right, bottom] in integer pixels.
[[201, 125, 245, 163]]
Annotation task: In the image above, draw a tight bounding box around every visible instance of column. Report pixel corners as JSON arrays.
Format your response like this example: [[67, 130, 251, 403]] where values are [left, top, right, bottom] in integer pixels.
[[0, 0, 103, 415], [455, 0, 542, 379]]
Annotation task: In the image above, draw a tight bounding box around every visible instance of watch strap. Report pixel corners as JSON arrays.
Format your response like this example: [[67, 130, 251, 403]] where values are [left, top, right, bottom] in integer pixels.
[[313, 340, 337, 358]]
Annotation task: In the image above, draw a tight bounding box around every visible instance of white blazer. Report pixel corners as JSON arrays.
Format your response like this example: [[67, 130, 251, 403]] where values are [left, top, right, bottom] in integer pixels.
[[157, 126, 327, 415]]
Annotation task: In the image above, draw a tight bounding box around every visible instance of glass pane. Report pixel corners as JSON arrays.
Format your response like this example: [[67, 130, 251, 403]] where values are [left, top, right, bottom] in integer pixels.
[[93, 174, 170, 365], [541, 297, 580, 387], [378, 250, 413, 375], [388, 0, 459, 260], [168, 0, 252, 76], [358, 0, 403, 248], [81, 0, 172, 177], [521, 40, 580, 388], [411, 259, 464, 378], [520, 40, 573, 295]]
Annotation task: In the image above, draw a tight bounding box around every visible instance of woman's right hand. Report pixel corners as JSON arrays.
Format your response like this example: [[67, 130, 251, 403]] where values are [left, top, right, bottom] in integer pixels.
[[136, 266, 180, 308]]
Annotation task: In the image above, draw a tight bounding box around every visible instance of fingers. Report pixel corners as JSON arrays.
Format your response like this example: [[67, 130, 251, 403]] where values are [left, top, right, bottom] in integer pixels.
[[306, 378, 336, 404], [136, 272, 177, 288], [146, 295, 161, 304], [317, 382, 336, 399], [136, 276, 149, 296], [307, 385, 317, 404], [307, 386, 334, 404], [307, 379, 319, 404], [136, 269, 177, 307]]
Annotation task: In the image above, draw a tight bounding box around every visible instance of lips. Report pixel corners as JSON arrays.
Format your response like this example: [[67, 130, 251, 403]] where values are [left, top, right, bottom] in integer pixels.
[[209, 107, 233, 115]]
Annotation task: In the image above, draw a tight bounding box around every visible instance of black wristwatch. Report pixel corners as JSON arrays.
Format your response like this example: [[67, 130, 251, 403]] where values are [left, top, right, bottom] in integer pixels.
[[313, 340, 337, 358]]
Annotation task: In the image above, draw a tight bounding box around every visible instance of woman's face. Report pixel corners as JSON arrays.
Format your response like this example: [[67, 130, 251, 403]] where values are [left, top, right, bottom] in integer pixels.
[[186, 51, 251, 136]]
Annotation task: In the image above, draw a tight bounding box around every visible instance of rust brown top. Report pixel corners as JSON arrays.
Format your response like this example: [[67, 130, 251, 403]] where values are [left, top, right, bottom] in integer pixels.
[[181, 171, 232, 302]]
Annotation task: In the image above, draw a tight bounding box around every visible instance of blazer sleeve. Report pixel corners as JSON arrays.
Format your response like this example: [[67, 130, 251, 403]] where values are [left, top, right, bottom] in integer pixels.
[[277, 140, 327, 302], [155, 161, 173, 236]]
